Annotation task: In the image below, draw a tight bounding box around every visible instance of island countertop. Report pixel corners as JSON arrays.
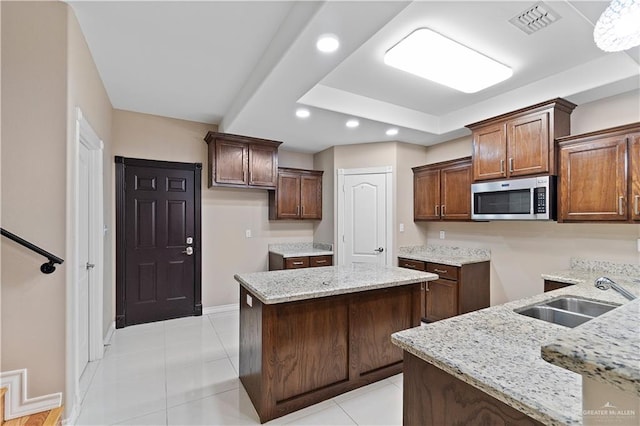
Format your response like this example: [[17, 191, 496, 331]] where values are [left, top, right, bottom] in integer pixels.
[[234, 264, 437, 304], [392, 275, 639, 426]]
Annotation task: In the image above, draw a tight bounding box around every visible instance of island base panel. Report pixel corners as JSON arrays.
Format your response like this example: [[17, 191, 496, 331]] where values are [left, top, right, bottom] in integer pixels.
[[240, 284, 421, 423], [403, 352, 544, 426]]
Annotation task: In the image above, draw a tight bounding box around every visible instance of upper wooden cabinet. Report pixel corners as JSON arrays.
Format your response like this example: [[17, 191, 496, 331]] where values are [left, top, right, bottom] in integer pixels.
[[269, 168, 323, 220], [557, 123, 640, 223], [413, 157, 472, 221], [204, 132, 282, 189], [467, 98, 576, 181]]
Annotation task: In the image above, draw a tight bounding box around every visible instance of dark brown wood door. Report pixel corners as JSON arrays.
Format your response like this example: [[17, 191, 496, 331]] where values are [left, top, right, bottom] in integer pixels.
[[300, 174, 322, 219], [441, 161, 471, 220], [507, 112, 549, 177], [248, 143, 278, 187], [215, 140, 248, 185], [559, 136, 628, 221], [414, 168, 440, 220], [116, 158, 202, 328], [425, 279, 458, 323], [473, 123, 506, 181], [631, 132, 640, 221], [276, 172, 301, 219]]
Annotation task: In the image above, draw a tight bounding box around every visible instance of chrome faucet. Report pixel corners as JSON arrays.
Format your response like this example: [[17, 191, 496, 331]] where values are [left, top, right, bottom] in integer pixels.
[[594, 277, 637, 301]]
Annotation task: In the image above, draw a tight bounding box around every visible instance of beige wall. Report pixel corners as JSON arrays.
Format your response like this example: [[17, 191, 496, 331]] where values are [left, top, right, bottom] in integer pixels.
[[66, 6, 114, 340], [1, 1, 69, 398], [313, 147, 335, 245], [111, 110, 316, 308], [419, 90, 640, 305]]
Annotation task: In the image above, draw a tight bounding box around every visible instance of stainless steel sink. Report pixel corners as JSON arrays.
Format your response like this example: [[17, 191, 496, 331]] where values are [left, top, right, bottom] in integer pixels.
[[515, 296, 620, 328]]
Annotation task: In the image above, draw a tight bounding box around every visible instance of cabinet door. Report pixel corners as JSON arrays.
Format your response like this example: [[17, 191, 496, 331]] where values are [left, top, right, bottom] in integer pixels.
[[414, 169, 440, 220], [506, 112, 549, 178], [277, 172, 301, 219], [215, 140, 248, 185], [300, 174, 322, 219], [472, 124, 506, 181], [424, 278, 458, 323], [631, 132, 640, 221], [248, 144, 278, 187], [441, 162, 471, 220], [559, 136, 628, 221]]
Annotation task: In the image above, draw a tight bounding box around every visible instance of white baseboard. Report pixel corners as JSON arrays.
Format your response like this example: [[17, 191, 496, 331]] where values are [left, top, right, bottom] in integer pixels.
[[103, 321, 115, 346], [0, 369, 62, 420], [203, 303, 239, 315]]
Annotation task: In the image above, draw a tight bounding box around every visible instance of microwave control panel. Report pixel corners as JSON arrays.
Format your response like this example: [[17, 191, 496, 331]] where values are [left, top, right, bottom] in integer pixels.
[[534, 187, 546, 214]]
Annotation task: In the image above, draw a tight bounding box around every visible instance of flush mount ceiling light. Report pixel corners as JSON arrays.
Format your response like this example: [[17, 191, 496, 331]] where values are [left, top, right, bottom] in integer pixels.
[[316, 34, 340, 53], [384, 28, 513, 93], [295, 108, 310, 118], [594, 0, 640, 52], [346, 119, 359, 128], [386, 128, 399, 136]]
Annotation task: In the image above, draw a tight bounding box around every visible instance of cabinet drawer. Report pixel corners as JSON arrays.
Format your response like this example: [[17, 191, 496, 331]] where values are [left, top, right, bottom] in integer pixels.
[[309, 255, 332, 267], [398, 258, 427, 271], [285, 257, 310, 269], [426, 263, 458, 281]]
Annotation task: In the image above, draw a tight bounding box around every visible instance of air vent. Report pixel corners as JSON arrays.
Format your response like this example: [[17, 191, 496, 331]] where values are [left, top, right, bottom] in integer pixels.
[[509, 2, 561, 35]]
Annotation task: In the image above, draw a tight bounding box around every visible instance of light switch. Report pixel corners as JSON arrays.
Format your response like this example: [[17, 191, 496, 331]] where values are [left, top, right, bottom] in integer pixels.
[[399, 223, 404, 232], [245, 229, 252, 238]]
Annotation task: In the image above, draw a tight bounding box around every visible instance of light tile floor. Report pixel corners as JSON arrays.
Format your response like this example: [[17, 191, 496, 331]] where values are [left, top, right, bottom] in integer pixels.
[[76, 311, 403, 425]]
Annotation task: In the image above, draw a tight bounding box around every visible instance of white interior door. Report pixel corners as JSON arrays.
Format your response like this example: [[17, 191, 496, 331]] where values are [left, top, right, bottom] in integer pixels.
[[78, 142, 91, 378], [343, 172, 388, 266]]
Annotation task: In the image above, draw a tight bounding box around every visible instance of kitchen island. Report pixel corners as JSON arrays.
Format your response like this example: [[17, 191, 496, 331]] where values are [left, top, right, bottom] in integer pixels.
[[392, 264, 639, 426], [234, 264, 437, 423]]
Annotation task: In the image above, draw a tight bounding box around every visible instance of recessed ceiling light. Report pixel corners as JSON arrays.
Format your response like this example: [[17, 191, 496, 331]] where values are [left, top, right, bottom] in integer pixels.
[[316, 34, 340, 53], [384, 28, 513, 93], [295, 108, 310, 118], [346, 119, 359, 128], [386, 128, 399, 136]]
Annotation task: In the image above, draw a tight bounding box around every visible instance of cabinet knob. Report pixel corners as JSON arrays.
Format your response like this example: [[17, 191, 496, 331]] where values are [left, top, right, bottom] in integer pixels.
[[500, 159, 505, 174], [434, 268, 447, 274], [635, 195, 639, 216], [619, 196, 625, 215], [435, 205, 440, 216]]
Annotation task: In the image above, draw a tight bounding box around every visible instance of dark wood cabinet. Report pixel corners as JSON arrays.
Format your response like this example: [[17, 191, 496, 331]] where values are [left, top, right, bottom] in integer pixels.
[[413, 157, 472, 221], [269, 253, 333, 271], [467, 98, 575, 181], [269, 168, 323, 220], [240, 283, 422, 422], [557, 123, 640, 223], [398, 258, 490, 322], [402, 352, 544, 426], [544, 280, 574, 292], [204, 132, 281, 189], [631, 132, 640, 221]]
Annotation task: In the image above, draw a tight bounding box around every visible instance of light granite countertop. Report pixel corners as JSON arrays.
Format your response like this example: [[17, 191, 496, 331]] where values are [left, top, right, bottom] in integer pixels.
[[268, 242, 333, 258], [235, 264, 437, 305], [398, 244, 490, 266], [392, 265, 639, 426], [540, 258, 640, 398]]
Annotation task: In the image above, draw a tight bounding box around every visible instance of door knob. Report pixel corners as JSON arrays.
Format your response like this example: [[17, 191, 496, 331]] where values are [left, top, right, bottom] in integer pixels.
[[86, 262, 95, 270], [182, 247, 193, 255], [374, 247, 384, 253]]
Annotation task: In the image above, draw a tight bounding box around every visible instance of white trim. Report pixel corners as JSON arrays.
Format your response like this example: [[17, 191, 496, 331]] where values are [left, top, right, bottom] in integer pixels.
[[0, 369, 62, 420], [337, 166, 393, 267], [66, 107, 105, 425], [202, 303, 239, 315], [103, 321, 116, 346]]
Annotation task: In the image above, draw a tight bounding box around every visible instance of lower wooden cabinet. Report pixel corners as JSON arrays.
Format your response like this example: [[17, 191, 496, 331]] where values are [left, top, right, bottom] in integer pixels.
[[398, 258, 490, 322], [543, 280, 574, 292], [269, 253, 333, 271]]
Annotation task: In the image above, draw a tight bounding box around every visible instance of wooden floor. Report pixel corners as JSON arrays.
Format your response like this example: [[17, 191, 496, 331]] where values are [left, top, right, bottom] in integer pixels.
[[1, 387, 63, 426]]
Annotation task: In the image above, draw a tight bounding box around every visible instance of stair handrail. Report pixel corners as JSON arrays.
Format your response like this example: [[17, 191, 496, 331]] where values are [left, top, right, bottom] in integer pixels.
[[0, 227, 64, 274]]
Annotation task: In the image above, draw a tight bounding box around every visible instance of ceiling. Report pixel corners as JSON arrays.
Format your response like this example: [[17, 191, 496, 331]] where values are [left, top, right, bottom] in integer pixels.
[[69, 1, 640, 153]]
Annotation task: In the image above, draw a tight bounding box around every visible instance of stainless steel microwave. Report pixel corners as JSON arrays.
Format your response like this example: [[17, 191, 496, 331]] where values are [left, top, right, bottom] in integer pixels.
[[471, 175, 556, 221]]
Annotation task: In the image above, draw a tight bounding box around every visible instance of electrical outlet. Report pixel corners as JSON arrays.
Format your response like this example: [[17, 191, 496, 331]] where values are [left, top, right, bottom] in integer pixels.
[[399, 223, 404, 232], [246, 294, 253, 307], [245, 229, 252, 238], [637, 238, 640, 252], [439, 230, 445, 239]]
